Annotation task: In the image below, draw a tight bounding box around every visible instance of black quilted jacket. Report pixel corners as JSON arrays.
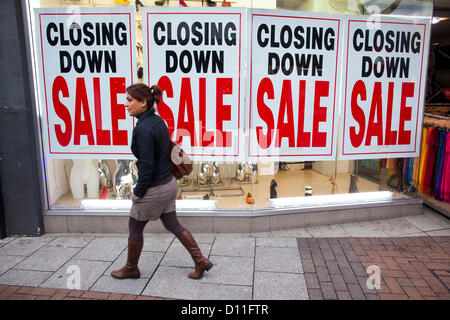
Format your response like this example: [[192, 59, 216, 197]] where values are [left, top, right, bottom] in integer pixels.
[[131, 108, 172, 198]]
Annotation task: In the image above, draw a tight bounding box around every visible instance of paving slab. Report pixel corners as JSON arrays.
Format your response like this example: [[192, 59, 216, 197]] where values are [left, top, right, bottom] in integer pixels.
[[374, 219, 423, 236], [142, 236, 174, 252], [0, 269, 53, 287], [47, 237, 94, 248], [105, 251, 164, 279], [404, 215, 448, 232], [201, 256, 253, 286], [44, 233, 127, 238], [142, 266, 252, 300], [423, 208, 450, 227], [160, 243, 212, 268], [0, 255, 26, 276], [40, 259, 111, 291], [251, 231, 273, 238], [72, 237, 128, 261], [253, 271, 309, 300], [255, 246, 303, 274], [306, 225, 352, 238], [143, 233, 175, 239], [210, 237, 255, 257], [406, 232, 430, 237], [270, 228, 312, 237], [256, 237, 298, 248], [340, 222, 389, 237], [426, 229, 450, 236], [0, 237, 16, 245], [90, 276, 149, 295], [13, 246, 80, 272], [0, 237, 54, 256], [214, 233, 252, 239], [172, 233, 215, 245]]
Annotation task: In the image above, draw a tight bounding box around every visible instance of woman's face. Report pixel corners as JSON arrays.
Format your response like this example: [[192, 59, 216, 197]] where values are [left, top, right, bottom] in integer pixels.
[[125, 93, 147, 118]]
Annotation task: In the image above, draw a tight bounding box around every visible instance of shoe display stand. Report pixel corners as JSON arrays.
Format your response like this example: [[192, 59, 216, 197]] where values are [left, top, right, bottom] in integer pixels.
[[180, 164, 245, 198]]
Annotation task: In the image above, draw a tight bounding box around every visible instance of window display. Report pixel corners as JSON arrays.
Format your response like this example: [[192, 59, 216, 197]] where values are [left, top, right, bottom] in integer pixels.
[[46, 158, 405, 210], [28, 0, 432, 215]]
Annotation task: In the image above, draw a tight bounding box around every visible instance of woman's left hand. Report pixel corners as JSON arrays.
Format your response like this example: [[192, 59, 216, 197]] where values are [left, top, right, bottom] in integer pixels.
[[131, 192, 141, 201]]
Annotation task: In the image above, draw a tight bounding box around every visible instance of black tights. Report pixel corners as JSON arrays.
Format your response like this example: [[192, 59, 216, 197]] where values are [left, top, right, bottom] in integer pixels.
[[128, 211, 185, 243]]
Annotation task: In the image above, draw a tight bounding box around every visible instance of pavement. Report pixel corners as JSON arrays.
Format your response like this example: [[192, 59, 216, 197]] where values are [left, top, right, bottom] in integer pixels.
[[0, 206, 449, 300]]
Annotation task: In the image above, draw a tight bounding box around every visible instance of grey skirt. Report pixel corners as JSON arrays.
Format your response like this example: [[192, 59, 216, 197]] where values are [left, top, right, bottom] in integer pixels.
[[130, 175, 178, 221]]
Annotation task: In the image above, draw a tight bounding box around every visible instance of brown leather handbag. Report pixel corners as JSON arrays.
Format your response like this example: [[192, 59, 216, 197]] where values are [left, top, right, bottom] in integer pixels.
[[169, 141, 193, 179]]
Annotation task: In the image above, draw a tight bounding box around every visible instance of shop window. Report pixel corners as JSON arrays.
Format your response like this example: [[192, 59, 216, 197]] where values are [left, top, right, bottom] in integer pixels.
[[27, 0, 432, 212]]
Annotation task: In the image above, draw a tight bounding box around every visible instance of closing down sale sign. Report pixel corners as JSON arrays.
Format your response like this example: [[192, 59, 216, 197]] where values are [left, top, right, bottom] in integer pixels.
[[339, 17, 430, 160], [35, 7, 136, 159], [246, 10, 342, 161], [143, 7, 246, 161]]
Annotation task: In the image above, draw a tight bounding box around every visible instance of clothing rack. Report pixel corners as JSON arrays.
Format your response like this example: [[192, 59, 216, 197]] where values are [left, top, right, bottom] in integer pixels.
[[417, 114, 450, 217], [423, 113, 450, 129]]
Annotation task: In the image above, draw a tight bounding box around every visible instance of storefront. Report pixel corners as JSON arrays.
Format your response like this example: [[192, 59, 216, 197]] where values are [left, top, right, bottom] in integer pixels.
[[3, 0, 442, 235]]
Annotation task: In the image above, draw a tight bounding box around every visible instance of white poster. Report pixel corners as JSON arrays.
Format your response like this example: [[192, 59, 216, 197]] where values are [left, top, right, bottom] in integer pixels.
[[246, 9, 343, 161], [142, 7, 246, 161], [34, 7, 136, 159], [339, 16, 430, 160]]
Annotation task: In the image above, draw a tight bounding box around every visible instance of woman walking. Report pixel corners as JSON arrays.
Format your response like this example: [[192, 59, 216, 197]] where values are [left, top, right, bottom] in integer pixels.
[[111, 83, 213, 280]]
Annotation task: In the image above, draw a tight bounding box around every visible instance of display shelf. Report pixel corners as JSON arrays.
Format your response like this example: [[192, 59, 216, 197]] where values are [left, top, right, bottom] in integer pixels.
[[49, 170, 407, 210]]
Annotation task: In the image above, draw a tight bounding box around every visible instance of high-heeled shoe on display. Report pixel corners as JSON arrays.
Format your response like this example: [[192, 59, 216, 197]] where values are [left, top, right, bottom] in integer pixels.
[[179, 0, 188, 6], [222, 0, 231, 6], [202, 0, 217, 6], [155, 0, 166, 5]]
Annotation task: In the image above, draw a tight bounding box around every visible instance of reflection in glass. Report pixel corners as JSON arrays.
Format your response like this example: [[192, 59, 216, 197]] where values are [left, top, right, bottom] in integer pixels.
[[198, 161, 221, 186], [114, 160, 138, 199], [98, 160, 112, 190], [236, 162, 257, 183]]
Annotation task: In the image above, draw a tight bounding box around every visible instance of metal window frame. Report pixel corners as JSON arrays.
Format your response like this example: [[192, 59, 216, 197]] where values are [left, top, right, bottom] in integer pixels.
[[21, 0, 50, 216]]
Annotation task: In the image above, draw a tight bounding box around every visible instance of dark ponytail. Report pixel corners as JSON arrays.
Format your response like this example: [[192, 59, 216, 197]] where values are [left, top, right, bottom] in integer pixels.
[[126, 83, 162, 110], [150, 85, 162, 104]]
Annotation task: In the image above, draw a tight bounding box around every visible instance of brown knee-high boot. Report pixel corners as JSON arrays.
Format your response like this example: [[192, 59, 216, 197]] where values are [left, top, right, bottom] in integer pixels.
[[111, 240, 143, 279], [177, 229, 213, 279]]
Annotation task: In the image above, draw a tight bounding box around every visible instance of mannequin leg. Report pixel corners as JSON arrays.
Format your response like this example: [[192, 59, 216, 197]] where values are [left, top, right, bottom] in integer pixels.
[[70, 176, 84, 200], [87, 176, 99, 199]]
